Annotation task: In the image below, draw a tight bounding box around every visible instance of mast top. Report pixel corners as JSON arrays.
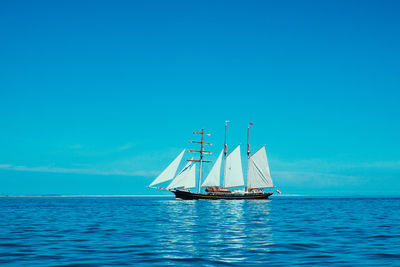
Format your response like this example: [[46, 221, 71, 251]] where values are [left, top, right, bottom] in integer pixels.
[[247, 122, 253, 156], [193, 130, 210, 136], [224, 121, 230, 156]]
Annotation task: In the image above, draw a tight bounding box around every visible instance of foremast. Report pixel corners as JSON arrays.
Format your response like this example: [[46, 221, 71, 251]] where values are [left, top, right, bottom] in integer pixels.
[[188, 129, 212, 193]]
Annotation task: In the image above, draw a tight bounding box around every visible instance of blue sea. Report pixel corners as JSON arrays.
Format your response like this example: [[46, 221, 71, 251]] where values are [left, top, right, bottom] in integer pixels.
[[1, 196, 399, 266]]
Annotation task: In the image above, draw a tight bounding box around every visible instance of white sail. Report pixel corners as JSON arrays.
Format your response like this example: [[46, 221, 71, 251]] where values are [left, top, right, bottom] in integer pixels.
[[167, 163, 196, 189], [166, 159, 192, 189], [177, 157, 193, 176], [224, 145, 244, 188], [201, 150, 223, 187], [247, 146, 273, 189], [185, 164, 196, 189], [149, 150, 185, 187]]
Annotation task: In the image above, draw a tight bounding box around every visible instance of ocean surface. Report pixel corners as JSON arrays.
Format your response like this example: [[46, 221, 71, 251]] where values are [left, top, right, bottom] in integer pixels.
[[0, 196, 399, 266]]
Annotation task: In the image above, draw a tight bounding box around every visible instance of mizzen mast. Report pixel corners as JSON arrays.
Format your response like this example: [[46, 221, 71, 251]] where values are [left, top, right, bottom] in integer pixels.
[[247, 124, 251, 156], [188, 129, 212, 193]]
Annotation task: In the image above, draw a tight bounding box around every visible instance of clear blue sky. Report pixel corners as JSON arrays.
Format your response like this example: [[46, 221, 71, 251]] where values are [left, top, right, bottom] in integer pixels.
[[1, 0, 399, 195]]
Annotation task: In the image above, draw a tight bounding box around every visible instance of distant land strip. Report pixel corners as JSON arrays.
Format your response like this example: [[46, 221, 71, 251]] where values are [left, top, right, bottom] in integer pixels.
[[0, 194, 303, 197], [0, 195, 173, 197], [1, 194, 398, 198]]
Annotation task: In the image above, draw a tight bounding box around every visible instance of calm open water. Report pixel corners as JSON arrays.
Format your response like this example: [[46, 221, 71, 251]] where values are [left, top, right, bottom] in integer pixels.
[[0, 196, 399, 266]]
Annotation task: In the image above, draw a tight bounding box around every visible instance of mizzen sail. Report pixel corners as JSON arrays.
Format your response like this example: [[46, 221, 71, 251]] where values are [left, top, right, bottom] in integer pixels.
[[149, 150, 185, 187], [247, 146, 273, 189]]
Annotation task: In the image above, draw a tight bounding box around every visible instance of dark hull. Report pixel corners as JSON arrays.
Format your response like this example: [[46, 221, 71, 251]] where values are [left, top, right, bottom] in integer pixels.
[[172, 190, 273, 200]]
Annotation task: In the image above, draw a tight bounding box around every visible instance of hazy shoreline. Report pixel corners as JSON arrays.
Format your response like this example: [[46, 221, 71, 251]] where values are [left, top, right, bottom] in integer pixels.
[[1, 194, 398, 198], [0, 195, 173, 197], [0, 194, 301, 197]]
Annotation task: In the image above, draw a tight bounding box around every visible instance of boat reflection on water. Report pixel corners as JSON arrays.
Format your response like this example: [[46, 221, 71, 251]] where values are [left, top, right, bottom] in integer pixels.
[[160, 199, 274, 264]]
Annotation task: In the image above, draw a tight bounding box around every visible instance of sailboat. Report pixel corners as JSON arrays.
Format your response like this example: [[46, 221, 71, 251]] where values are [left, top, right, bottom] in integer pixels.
[[148, 123, 275, 199]]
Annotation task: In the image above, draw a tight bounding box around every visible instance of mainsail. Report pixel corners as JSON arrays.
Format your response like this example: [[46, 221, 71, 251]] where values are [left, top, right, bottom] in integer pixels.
[[247, 146, 273, 189], [149, 150, 185, 187], [167, 163, 196, 189], [201, 150, 223, 187], [224, 145, 244, 188]]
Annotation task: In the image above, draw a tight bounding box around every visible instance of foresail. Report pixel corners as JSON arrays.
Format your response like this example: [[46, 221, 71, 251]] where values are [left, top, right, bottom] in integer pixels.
[[201, 150, 223, 187], [149, 150, 185, 187], [247, 146, 273, 189], [167, 163, 196, 189], [176, 158, 193, 176], [224, 145, 244, 188], [185, 164, 196, 189], [166, 159, 192, 189]]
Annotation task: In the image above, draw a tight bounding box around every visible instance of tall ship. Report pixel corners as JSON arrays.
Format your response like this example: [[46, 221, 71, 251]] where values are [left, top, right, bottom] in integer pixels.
[[148, 122, 275, 199]]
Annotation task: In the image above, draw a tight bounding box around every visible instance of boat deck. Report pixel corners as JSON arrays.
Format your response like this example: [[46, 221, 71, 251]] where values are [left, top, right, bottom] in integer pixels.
[[173, 190, 273, 200]]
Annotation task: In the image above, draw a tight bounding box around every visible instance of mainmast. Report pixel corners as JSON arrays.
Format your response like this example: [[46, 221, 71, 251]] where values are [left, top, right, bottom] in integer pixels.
[[246, 122, 253, 192], [188, 129, 212, 193], [223, 120, 229, 188]]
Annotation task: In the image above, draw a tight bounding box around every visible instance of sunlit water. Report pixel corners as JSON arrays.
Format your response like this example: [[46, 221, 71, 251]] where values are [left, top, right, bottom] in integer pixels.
[[1, 196, 399, 266]]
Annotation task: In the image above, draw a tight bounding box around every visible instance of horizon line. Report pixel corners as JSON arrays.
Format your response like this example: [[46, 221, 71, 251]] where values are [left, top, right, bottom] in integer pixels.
[[1, 194, 399, 198]]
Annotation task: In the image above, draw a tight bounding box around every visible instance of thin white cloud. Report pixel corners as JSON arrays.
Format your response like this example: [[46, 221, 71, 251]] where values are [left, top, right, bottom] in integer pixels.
[[273, 171, 359, 187], [0, 164, 12, 168], [118, 143, 135, 151], [272, 159, 400, 171], [352, 161, 400, 169], [68, 144, 82, 149], [0, 164, 158, 177]]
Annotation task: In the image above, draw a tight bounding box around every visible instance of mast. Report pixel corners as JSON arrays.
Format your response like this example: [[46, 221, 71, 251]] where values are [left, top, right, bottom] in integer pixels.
[[246, 123, 252, 192], [223, 120, 229, 188], [247, 125, 250, 156], [188, 129, 212, 193]]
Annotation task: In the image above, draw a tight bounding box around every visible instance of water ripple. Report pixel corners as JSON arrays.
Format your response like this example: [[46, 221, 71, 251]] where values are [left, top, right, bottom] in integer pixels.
[[0, 197, 399, 266]]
